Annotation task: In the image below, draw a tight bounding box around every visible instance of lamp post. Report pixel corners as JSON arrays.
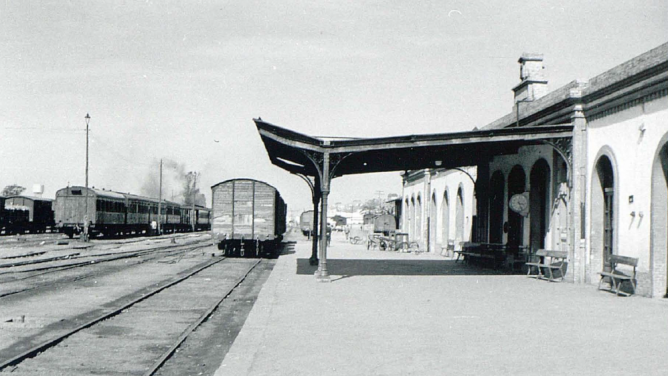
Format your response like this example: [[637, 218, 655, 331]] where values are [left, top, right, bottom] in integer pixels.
[[83, 113, 91, 242]]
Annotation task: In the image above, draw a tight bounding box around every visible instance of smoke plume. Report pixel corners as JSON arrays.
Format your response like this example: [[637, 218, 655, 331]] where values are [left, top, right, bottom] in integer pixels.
[[140, 159, 207, 206]]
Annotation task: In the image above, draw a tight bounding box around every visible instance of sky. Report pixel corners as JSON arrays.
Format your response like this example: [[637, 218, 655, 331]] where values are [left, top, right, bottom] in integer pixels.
[[1, 0, 667, 216]]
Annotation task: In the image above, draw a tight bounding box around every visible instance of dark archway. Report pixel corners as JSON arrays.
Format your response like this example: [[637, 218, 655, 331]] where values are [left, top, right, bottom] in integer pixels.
[[489, 171, 505, 244], [651, 140, 668, 297], [592, 155, 615, 272], [530, 159, 551, 253], [507, 165, 526, 249]]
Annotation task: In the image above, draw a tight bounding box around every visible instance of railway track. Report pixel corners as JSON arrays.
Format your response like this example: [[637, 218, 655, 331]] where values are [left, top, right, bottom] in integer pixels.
[[0, 235, 215, 299], [0, 257, 264, 375], [0, 241, 210, 298]]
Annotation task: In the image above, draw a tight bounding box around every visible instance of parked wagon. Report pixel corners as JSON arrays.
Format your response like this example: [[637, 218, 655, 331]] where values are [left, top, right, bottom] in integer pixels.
[[211, 179, 286, 258], [1, 196, 54, 235], [363, 213, 397, 235], [299, 210, 314, 237]]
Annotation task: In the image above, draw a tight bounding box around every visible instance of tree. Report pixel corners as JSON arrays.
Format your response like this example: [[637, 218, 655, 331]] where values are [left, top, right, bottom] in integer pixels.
[[2, 184, 26, 197]]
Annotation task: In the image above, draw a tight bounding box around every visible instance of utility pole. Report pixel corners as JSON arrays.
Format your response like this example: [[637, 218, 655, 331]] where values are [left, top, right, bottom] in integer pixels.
[[190, 171, 198, 232], [158, 159, 162, 235], [83, 113, 91, 242]]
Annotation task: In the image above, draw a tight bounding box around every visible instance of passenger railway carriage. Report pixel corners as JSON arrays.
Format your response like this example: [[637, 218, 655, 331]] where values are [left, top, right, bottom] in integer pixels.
[[211, 179, 286, 258], [54, 186, 210, 238]]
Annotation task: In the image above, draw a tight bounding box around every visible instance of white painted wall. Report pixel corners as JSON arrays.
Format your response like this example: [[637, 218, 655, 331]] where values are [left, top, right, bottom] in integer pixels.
[[402, 168, 476, 252], [585, 95, 668, 288]]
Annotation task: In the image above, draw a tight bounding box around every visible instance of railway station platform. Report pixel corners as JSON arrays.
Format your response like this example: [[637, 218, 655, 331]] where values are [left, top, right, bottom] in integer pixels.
[[215, 232, 668, 376]]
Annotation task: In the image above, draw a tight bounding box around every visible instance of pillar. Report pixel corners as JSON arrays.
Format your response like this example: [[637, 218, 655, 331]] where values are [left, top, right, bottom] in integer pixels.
[[310, 188, 320, 266], [316, 151, 331, 282], [570, 103, 588, 283]]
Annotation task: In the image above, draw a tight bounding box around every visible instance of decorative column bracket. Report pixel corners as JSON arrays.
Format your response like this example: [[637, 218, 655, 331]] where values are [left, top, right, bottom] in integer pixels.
[[542, 137, 573, 187]]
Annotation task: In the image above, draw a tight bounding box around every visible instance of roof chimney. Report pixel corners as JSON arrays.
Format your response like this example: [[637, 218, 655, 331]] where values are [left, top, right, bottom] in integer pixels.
[[512, 53, 548, 103]]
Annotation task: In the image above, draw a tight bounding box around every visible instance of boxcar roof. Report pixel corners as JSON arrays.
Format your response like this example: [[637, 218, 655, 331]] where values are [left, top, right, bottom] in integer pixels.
[[211, 178, 278, 192]]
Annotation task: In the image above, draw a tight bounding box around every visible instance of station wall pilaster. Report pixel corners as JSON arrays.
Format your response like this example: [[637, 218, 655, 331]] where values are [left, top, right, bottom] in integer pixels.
[[570, 103, 588, 284]]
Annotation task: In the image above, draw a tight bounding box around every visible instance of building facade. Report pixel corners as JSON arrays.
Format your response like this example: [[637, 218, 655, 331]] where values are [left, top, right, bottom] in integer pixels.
[[400, 43, 668, 298], [401, 167, 476, 253]]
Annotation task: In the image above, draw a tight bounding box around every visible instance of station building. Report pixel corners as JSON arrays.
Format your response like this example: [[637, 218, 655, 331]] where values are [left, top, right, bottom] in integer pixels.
[[400, 42, 668, 298]]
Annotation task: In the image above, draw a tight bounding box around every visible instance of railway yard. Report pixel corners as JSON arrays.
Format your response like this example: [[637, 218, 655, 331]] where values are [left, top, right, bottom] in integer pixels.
[[0, 231, 283, 375]]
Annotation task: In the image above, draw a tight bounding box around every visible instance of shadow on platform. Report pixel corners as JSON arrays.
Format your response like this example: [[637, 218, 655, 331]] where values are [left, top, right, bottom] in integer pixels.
[[296, 258, 524, 277]]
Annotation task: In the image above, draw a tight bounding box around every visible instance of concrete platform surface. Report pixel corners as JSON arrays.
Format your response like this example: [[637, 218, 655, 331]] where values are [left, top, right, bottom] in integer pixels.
[[215, 234, 668, 376]]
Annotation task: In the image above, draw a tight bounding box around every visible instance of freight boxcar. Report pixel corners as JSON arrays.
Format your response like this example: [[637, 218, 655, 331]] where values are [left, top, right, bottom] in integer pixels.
[[299, 210, 314, 237], [1, 196, 54, 234], [211, 179, 286, 258]]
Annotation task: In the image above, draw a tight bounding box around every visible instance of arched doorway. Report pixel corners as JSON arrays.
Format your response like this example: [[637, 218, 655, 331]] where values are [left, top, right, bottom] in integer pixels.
[[591, 155, 615, 272], [508, 165, 526, 250], [410, 196, 415, 240], [441, 190, 450, 247], [404, 198, 410, 233], [530, 159, 551, 253], [455, 187, 465, 245], [489, 171, 505, 244], [416, 194, 422, 242], [430, 193, 438, 252], [651, 141, 668, 297]]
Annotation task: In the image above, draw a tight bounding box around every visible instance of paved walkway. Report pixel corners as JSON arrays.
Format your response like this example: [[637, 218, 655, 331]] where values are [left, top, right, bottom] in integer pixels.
[[215, 232, 668, 376]]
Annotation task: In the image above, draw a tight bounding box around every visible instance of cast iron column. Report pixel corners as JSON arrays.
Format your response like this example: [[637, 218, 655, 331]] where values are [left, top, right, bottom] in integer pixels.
[[316, 151, 331, 282], [310, 183, 321, 265]]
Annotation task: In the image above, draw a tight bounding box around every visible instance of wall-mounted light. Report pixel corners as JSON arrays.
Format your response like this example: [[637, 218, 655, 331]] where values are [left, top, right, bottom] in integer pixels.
[[435, 160, 442, 167]]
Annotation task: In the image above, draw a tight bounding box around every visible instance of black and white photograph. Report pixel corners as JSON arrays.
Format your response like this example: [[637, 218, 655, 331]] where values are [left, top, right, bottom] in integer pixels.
[[1, 1, 668, 375]]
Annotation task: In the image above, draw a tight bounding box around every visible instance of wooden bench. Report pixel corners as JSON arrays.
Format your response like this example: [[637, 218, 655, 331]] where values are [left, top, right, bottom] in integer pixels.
[[441, 239, 455, 257], [455, 242, 478, 263], [526, 249, 568, 282], [598, 255, 638, 296]]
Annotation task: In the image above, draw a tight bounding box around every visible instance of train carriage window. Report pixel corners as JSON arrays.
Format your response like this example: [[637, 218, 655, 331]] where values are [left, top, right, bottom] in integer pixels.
[[71, 189, 82, 195]]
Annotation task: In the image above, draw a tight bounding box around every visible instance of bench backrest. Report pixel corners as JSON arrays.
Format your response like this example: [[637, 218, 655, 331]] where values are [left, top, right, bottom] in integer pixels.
[[534, 249, 549, 257], [610, 254, 638, 267], [544, 250, 568, 259]]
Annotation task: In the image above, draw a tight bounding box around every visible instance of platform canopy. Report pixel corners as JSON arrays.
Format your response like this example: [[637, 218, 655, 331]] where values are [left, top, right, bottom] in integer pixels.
[[254, 118, 573, 178]]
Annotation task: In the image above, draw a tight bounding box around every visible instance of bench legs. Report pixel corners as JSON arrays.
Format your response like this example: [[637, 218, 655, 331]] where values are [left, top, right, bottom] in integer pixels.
[[526, 263, 543, 279], [598, 275, 636, 296]]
